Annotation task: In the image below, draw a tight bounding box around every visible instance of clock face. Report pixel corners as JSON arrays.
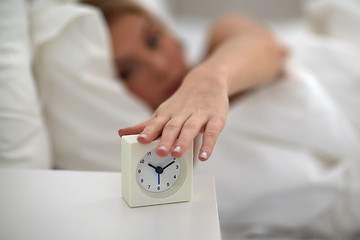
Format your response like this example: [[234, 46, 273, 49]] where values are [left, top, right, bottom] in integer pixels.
[[121, 134, 193, 207], [136, 149, 181, 193]]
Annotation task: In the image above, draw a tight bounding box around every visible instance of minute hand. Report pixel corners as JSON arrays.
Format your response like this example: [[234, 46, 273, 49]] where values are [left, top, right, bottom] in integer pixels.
[[162, 160, 175, 171]]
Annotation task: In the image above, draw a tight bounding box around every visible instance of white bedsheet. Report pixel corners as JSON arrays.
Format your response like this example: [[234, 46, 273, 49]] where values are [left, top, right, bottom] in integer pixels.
[[183, 0, 360, 239]]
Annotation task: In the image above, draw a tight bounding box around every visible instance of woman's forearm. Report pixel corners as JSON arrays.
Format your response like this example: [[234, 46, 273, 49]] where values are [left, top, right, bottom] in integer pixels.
[[196, 15, 286, 97]]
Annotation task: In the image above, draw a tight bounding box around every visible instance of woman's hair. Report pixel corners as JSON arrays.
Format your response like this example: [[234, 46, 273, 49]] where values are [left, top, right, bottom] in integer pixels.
[[82, 0, 151, 24]]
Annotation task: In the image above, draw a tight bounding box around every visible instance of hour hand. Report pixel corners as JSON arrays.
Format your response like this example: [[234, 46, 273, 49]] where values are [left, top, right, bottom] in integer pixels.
[[148, 163, 157, 169]]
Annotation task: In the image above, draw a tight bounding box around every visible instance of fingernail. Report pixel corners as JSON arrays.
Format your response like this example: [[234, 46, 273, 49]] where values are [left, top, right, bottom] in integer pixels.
[[173, 146, 181, 153], [138, 133, 147, 140], [200, 152, 207, 160], [158, 145, 167, 152]]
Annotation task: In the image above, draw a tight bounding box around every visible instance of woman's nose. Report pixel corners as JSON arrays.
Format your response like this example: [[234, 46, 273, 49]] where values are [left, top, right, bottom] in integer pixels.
[[148, 54, 170, 80]]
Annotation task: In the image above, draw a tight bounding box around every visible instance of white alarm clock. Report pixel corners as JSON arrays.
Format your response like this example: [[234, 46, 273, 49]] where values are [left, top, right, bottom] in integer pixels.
[[121, 134, 193, 207]]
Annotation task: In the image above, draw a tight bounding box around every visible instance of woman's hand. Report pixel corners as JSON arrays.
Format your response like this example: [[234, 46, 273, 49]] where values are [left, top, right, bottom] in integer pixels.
[[118, 15, 286, 161], [118, 65, 229, 161]]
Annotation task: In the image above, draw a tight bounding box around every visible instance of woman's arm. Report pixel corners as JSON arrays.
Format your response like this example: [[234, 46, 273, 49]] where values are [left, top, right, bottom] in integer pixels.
[[203, 15, 286, 97], [118, 15, 286, 161]]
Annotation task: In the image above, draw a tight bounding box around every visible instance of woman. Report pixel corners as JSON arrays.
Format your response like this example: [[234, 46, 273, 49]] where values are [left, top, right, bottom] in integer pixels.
[[83, 0, 286, 161]]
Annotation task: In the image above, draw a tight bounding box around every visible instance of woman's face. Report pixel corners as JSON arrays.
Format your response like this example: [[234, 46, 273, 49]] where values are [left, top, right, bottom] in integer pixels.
[[109, 12, 188, 109]]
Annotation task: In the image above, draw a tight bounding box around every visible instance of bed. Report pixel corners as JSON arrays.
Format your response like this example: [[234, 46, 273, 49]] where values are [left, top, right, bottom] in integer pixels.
[[1, 0, 360, 239]]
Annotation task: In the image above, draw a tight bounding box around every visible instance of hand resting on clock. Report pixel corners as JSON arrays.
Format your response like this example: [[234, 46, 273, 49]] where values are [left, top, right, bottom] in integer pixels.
[[83, 0, 286, 161]]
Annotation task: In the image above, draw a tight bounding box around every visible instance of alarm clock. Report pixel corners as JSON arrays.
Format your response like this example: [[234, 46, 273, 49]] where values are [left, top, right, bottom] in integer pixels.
[[121, 134, 193, 207]]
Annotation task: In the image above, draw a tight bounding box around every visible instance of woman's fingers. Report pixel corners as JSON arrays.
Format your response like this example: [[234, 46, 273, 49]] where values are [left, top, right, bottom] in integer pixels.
[[119, 113, 225, 161], [156, 116, 189, 157], [170, 115, 207, 158], [118, 122, 146, 137], [198, 117, 225, 161], [137, 115, 170, 144]]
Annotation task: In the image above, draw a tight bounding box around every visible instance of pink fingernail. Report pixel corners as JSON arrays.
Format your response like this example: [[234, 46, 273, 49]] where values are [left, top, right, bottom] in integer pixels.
[[158, 145, 167, 152], [138, 133, 147, 139], [200, 152, 207, 160], [173, 146, 181, 153]]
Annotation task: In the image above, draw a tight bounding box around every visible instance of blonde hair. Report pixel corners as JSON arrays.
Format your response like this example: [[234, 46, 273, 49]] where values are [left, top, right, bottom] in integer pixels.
[[82, 0, 156, 24], [82, 0, 178, 47]]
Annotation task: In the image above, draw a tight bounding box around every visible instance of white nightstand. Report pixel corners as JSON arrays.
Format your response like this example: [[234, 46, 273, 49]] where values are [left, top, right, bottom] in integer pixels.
[[0, 169, 221, 240]]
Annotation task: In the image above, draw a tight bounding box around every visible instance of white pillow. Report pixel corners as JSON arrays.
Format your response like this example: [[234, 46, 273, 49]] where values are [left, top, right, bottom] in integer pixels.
[[0, 0, 51, 168], [31, 2, 153, 171]]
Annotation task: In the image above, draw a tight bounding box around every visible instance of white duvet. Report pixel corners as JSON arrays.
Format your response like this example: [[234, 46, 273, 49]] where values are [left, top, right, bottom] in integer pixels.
[[192, 0, 360, 238]]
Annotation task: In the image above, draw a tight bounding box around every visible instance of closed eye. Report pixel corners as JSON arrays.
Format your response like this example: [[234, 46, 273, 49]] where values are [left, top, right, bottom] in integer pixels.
[[119, 64, 137, 81], [147, 33, 160, 50], [145, 21, 162, 50]]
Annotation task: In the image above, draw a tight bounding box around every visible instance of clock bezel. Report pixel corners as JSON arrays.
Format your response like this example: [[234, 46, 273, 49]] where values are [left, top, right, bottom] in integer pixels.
[[135, 150, 187, 198]]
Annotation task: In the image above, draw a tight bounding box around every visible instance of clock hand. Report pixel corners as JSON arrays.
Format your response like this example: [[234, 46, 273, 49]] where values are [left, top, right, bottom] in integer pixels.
[[149, 163, 164, 174], [148, 163, 157, 169], [158, 173, 160, 185], [162, 160, 175, 171]]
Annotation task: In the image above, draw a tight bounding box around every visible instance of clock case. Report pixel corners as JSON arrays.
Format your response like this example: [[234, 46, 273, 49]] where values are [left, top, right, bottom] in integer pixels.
[[121, 135, 193, 207]]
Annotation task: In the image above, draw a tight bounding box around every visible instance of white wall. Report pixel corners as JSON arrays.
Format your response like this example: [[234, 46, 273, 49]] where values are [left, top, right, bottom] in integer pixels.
[[168, 0, 304, 21]]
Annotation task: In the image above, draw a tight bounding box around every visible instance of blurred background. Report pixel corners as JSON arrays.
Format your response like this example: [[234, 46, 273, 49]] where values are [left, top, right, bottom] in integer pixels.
[[164, 0, 303, 21]]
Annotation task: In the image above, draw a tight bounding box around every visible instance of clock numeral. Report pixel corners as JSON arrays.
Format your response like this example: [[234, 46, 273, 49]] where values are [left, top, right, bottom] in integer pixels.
[[173, 175, 177, 179], [138, 169, 141, 174], [167, 182, 170, 187], [176, 165, 179, 169], [157, 186, 160, 191], [147, 151, 151, 156], [141, 179, 144, 183], [148, 185, 151, 189], [140, 159, 145, 164]]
